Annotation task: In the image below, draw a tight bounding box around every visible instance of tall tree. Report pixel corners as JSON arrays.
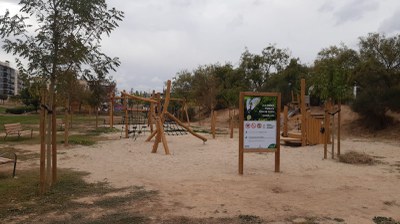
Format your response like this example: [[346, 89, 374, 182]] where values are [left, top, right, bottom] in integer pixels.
[[353, 33, 400, 129], [239, 44, 290, 91], [0, 0, 123, 189], [267, 58, 309, 105], [311, 44, 359, 101]]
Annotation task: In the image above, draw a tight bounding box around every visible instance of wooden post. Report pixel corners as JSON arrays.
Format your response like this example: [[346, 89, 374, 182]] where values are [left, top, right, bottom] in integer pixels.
[[40, 88, 46, 193], [338, 100, 341, 156], [156, 93, 161, 116], [152, 117, 162, 153], [211, 110, 216, 139], [162, 80, 172, 115], [229, 109, 234, 138], [152, 117, 170, 154], [300, 79, 306, 146], [110, 92, 114, 128], [46, 95, 52, 187], [124, 93, 129, 138], [51, 90, 57, 184], [64, 99, 69, 147], [152, 80, 172, 154], [331, 108, 335, 159], [275, 94, 281, 173], [283, 105, 288, 137], [149, 102, 154, 133], [184, 101, 190, 127], [323, 101, 328, 159], [239, 95, 244, 175]]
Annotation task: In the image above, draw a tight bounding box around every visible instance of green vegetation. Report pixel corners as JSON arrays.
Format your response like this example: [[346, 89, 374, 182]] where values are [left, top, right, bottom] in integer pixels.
[[172, 33, 400, 130]]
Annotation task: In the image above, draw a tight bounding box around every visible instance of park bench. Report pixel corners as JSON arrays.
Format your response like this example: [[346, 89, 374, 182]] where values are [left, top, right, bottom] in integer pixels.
[[0, 152, 17, 177], [4, 123, 33, 140]]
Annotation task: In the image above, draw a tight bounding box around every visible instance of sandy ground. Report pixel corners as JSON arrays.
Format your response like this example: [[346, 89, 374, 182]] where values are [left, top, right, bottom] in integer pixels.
[[48, 130, 400, 223]]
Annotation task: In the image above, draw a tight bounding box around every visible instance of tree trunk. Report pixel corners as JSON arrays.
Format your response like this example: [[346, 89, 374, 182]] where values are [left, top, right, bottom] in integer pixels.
[[95, 106, 99, 128], [64, 98, 70, 147]]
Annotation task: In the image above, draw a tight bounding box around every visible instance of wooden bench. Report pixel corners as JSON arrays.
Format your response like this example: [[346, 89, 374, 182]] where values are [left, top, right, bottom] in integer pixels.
[[0, 152, 17, 177], [4, 123, 33, 140]]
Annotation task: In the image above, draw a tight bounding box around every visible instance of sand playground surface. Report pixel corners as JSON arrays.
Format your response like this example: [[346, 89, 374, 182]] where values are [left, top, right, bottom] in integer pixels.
[[47, 130, 400, 223], [10, 106, 400, 223]]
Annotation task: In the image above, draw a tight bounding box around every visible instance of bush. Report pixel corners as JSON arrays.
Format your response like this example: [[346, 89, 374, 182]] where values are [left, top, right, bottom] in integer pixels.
[[5, 105, 36, 114], [338, 151, 375, 165], [352, 89, 395, 130]]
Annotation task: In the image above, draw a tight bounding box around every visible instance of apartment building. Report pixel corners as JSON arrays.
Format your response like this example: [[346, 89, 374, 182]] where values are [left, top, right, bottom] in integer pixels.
[[0, 60, 21, 96]]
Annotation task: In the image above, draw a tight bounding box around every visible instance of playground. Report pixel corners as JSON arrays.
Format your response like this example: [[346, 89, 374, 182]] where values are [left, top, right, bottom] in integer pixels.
[[2, 104, 399, 223]]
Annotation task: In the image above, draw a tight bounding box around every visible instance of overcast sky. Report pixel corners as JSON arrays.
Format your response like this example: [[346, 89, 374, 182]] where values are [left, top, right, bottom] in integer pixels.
[[1, 0, 400, 92]]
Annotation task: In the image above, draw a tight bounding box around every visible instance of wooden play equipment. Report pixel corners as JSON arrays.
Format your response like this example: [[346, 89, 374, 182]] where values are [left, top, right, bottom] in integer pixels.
[[281, 79, 325, 145], [281, 79, 342, 158], [281, 79, 329, 146], [118, 80, 206, 154]]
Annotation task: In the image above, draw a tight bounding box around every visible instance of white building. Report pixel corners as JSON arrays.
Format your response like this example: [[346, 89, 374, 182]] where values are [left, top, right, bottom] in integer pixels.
[[0, 60, 21, 96]]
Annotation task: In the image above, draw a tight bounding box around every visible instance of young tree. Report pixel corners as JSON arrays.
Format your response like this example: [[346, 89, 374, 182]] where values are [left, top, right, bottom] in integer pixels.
[[0, 0, 123, 190]]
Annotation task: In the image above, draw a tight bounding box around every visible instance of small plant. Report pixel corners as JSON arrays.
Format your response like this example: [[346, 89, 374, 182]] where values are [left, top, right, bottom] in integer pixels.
[[5, 105, 36, 114], [373, 216, 400, 224], [238, 214, 263, 223], [338, 151, 375, 165], [64, 135, 96, 146]]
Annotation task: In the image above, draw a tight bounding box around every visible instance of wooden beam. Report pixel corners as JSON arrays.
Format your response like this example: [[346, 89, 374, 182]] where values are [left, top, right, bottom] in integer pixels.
[[300, 79, 306, 146], [162, 80, 172, 115], [121, 92, 158, 104], [124, 95, 129, 138], [211, 110, 216, 139], [283, 106, 288, 137], [39, 89, 46, 194], [338, 100, 341, 156], [166, 112, 207, 142]]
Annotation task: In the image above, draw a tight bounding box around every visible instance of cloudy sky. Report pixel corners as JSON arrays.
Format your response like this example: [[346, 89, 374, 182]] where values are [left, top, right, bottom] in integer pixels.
[[1, 0, 400, 92]]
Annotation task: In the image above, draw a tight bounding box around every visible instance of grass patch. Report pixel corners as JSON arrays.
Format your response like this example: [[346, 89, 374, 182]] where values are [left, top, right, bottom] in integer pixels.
[[373, 216, 400, 224], [63, 135, 96, 146], [0, 168, 159, 224], [238, 215, 263, 224], [0, 106, 7, 114], [338, 151, 375, 165], [0, 114, 40, 131]]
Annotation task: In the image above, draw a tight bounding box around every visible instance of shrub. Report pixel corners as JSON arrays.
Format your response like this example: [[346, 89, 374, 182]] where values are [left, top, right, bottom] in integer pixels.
[[338, 151, 374, 165], [5, 105, 36, 114]]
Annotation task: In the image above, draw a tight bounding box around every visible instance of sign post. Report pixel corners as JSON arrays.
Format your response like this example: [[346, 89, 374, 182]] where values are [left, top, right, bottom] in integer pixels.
[[239, 92, 281, 174]]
